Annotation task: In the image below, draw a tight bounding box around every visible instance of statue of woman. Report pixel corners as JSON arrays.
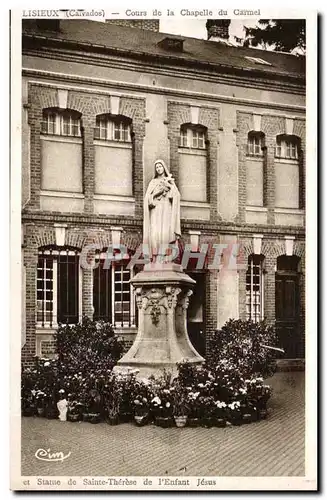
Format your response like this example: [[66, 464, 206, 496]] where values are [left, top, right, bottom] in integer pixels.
[[143, 160, 181, 260]]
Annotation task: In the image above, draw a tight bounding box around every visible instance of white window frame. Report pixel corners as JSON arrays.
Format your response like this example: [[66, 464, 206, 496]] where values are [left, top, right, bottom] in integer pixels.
[[247, 133, 264, 156], [111, 262, 136, 328], [275, 137, 299, 160], [179, 127, 206, 149], [41, 111, 81, 137], [36, 249, 81, 328], [246, 256, 264, 323], [94, 117, 131, 142]]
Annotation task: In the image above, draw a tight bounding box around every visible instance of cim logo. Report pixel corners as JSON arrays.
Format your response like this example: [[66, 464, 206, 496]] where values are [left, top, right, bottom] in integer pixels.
[[35, 448, 71, 462]]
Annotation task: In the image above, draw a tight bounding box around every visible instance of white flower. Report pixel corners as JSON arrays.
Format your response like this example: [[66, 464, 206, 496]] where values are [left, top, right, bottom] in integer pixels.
[[198, 383, 204, 388], [151, 396, 161, 405], [166, 402, 170, 408], [59, 389, 65, 393], [44, 362, 50, 367]]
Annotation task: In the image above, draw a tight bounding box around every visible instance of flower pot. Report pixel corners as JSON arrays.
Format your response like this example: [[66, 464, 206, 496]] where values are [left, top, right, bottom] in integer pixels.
[[106, 415, 119, 426], [258, 409, 268, 420], [188, 418, 200, 427], [215, 418, 227, 428], [82, 413, 90, 422], [174, 416, 187, 428], [22, 407, 35, 417], [201, 417, 214, 428], [45, 408, 59, 419], [242, 413, 253, 424], [134, 414, 149, 426], [155, 417, 173, 428], [68, 413, 81, 422], [89, 413, 101, 424], [36, 407, 46, 418], [120, 412, 133, 423]]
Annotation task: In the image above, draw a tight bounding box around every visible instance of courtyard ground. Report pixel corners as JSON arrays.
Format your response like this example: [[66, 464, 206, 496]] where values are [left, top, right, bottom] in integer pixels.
[[21, 371, 305, 477]]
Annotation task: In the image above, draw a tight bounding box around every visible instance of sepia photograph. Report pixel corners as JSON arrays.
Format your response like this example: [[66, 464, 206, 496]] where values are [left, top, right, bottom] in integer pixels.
[[10, 8, 317, 491]]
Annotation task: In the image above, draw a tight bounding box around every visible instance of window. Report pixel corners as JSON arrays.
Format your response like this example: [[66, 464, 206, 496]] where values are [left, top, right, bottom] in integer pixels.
[[247, 132, 264, 156], [275, 136, 299, 159], [246, 132, 265, 206], [274, 135, 301, 209], [244, 56, 272, 66], [179, 125, 206, 149], [41, 109, 81, 137], [178, 124, 208, 202], [246, 255, 264, 322], [37, 248, 80, 327], [94, 116, 131, 142], [93, 258, 136, 327]]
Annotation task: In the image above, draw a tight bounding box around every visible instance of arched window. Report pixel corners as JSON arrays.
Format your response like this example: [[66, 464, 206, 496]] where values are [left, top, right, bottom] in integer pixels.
[[246, 254, 265, 322], [93, 250, 137, 328], [247, 131, 264, 157], [178, 124, 208, 202], [94, 115, 131, 142], [274, 134, 301, 209], [37, 246, 80, 327], [246, 131, 266, 207], [94, 114, 133, 198], [41, 108, 82, 137]]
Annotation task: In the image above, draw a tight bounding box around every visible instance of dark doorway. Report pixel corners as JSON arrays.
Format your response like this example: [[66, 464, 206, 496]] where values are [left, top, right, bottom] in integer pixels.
[[275, 256, 300, 358], [186, 271, 206, 357]]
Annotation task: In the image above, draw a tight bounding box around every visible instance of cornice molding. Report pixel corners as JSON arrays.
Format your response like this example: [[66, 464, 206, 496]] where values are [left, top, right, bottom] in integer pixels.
[[22, 43, 305, 96], [23, 68, 306, 114], [21, 210, 305, 238]]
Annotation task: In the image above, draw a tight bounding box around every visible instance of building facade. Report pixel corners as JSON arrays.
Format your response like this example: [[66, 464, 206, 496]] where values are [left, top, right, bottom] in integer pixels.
[[21, 19, 306, 366]]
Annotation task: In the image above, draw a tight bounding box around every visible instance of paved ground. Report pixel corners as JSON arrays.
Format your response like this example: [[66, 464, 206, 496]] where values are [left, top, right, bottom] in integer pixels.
[[21, 372, 305, 477]]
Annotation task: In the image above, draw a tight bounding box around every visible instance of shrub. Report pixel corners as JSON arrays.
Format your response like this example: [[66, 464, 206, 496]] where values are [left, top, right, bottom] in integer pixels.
[[207, 319, 279, 379]]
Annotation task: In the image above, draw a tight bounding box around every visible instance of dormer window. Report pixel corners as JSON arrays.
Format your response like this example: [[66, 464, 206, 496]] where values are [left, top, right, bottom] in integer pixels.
[[158, 36, 184, 52], [245, 56, 272, 66]]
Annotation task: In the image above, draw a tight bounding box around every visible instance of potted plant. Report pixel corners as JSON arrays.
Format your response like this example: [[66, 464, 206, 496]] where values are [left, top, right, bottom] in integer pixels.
[[67, 398, 84, 422], [35, 390, 47, 417], [103, 376, 122, 425], [186, 390, 202, 427], [214, 400, 227, 427], [228, 401, 243, 426], [201, 396, 216, 428], [172, 382, 189, 428]]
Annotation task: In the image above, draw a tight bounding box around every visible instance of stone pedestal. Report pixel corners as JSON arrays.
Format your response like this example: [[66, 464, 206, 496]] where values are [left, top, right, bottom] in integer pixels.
[[114, 263, 204, 378]]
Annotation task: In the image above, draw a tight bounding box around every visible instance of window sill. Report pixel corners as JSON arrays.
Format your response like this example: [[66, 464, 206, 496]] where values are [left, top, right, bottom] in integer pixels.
[[274, 158, 299, 164], [94, 194, 135, 203], [40, 190, 84, 198], [246, 155, 264, 161], [181, 201, 210, 208], [94, 140, 132, 149], [274, 208, 304, 214], [178, 148, 206, 156], [40, 135, 82, 144], [245, 206, 267, 212]]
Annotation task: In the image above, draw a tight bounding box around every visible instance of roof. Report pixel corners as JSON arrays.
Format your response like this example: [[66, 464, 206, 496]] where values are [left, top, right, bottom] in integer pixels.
[[22, 20, 305, 83]]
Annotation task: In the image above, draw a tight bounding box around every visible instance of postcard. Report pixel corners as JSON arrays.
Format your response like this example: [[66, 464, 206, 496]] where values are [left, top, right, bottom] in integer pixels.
[[10, 7, 317, 491]]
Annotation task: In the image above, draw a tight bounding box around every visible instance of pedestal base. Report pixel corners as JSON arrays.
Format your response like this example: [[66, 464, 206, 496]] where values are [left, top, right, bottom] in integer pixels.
[[114, 265, 204, 378]]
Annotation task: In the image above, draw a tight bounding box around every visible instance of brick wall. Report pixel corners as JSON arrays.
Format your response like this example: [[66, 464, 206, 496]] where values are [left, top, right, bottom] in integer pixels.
[[26, 84, 145, 216], [167, 101, 220, 220]]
